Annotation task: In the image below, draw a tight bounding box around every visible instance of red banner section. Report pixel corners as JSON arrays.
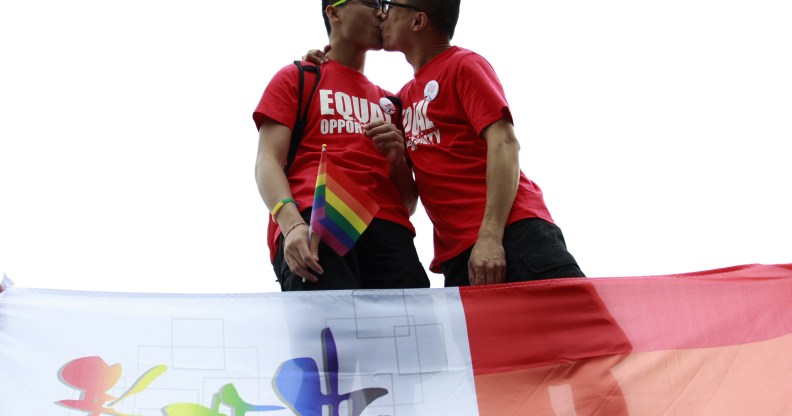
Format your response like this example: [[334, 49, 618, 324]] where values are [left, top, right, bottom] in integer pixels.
[[462, 264, 792, 415]]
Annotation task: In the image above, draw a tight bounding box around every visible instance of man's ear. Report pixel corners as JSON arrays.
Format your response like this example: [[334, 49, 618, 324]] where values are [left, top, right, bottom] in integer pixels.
[[325, 5, 341, 23], [412, 12, 429, 31]]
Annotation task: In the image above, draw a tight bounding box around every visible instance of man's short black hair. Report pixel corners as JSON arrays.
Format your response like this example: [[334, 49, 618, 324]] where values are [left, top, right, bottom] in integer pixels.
[[411, 0, 460, 39], [322, 0, 332, 36]]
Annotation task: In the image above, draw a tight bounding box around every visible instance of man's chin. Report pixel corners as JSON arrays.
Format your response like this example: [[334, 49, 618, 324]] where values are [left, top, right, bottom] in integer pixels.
[[367, 42, 384, 52], [380, 37, 399, 52]]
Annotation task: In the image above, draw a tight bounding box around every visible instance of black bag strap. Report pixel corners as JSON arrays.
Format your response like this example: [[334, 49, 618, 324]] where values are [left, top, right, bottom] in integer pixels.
[[285, 60, 322, 174]]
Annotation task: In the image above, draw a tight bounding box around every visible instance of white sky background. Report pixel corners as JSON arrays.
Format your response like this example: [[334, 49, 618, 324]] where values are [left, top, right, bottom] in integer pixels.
[[1, 1, 790, 293]]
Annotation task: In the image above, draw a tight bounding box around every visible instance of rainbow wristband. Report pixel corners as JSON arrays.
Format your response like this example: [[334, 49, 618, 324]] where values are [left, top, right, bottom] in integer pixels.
[[271, 198, 298, 220]]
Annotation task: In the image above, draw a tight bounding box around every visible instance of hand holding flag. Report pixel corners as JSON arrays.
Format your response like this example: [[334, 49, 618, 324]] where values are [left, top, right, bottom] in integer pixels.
[[283, 221, 322, 283]]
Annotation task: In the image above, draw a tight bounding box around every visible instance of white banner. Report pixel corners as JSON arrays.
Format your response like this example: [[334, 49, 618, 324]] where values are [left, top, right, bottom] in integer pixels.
[[5, 264, 792, 415], [0, 287, 477, 415]]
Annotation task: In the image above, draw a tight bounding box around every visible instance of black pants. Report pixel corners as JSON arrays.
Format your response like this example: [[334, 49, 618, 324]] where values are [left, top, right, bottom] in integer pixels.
[[442, 218, 584, 287], [274, 213, 429, 291]]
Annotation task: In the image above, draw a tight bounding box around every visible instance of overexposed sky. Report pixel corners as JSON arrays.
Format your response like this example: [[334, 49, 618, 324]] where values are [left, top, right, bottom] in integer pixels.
[[1, 1, 790, 293]]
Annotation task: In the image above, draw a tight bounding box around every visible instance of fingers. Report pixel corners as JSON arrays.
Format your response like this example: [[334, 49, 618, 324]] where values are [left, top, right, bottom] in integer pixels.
[[467, 262, 480, 286], [468, 258, 506, 285], [307, 233, 323, 274], [363, 119, 388, 134], [363, 120, 386, 131], [285, 248, 320, 283], [302, 48, 329, 65], [365, 122, 405, 156], [283, 226, 323, 283], [488, 259, 506, 284], [370, 132, 404, 149], [467, 241, 507, 286]]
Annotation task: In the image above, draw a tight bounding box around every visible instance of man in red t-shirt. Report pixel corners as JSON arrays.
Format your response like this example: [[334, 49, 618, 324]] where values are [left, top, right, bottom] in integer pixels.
[[376, 0, 585, 287], [253, 0, 428, 291], [377, 6, 628, 413]]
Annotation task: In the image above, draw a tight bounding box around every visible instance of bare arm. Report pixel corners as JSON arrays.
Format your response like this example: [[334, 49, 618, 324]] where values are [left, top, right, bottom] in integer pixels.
[[467, 118, 521, 285], [255, 120, 322, 281], [365, 120, 418, 214]]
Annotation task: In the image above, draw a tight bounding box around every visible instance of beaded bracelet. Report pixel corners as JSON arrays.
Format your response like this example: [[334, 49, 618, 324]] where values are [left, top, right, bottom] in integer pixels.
[[271, 198, 298, 220], [283, 222, 308, 240]]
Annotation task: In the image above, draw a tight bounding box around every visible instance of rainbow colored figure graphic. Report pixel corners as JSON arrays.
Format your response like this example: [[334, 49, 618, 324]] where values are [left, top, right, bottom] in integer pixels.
[[163, 383, 283, 415], [273, 328, 388, 416], [56, 356, 166, 416], [56, 328, 388, 415]]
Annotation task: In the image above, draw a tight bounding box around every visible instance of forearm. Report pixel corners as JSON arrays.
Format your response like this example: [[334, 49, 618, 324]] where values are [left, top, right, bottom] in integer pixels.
[[255, 154, 304, 229], [255, 122, 304, 229], [365, 120, 418, 214], [479, 126, 520, 242], [387, 155, 419, 215]]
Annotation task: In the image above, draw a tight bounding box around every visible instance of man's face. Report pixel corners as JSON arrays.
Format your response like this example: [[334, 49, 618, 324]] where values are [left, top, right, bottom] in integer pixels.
[[378, 1, 419, 52], [335, 0, 384, 51]]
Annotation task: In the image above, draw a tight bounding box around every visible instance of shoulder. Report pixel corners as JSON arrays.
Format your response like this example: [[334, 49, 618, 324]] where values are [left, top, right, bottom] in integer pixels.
[[264, 61, 326, 95], [272, 61, 309, 81], [272, 60, 326, 82], [428, 47, 498, 84], [440, 46, 480, 64], [453, 48, 496, 71], [448, 50, 501, 89], [261, 64, 297, 93]]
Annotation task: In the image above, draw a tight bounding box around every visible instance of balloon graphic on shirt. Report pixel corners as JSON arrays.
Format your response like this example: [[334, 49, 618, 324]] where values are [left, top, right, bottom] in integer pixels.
[[424, 80, 439, 102], [379, 97, 396, 115]]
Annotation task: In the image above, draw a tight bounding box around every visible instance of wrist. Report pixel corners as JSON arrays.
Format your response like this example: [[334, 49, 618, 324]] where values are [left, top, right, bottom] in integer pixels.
[[477, 224, 504, 243], [387, 151, 410, 173], [283, 222, 308, 240], [271, 198, 299, 221]]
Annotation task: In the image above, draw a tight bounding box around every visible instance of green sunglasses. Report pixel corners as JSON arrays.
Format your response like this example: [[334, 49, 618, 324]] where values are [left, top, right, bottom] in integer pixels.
[[331, 0, 382, 8]]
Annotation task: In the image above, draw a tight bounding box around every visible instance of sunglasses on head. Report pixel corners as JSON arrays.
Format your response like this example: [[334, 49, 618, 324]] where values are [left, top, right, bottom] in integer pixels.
[[331, 0, 381, 8]]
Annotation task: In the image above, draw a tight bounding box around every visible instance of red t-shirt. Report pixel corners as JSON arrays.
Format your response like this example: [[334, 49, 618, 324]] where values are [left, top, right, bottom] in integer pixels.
[[397, 47, 555, 272], [253, 60, 415, 261]]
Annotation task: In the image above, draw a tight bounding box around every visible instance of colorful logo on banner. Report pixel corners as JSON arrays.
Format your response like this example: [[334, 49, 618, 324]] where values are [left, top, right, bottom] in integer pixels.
[[55, 328, 386, 416]]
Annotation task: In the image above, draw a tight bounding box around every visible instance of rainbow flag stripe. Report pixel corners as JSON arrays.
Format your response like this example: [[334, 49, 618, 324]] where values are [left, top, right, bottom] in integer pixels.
[[310, 145, 379, 256]]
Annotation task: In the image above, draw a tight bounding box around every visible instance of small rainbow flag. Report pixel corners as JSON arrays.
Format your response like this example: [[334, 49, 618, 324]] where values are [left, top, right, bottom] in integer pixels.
[[310, 145, 379, 256]]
